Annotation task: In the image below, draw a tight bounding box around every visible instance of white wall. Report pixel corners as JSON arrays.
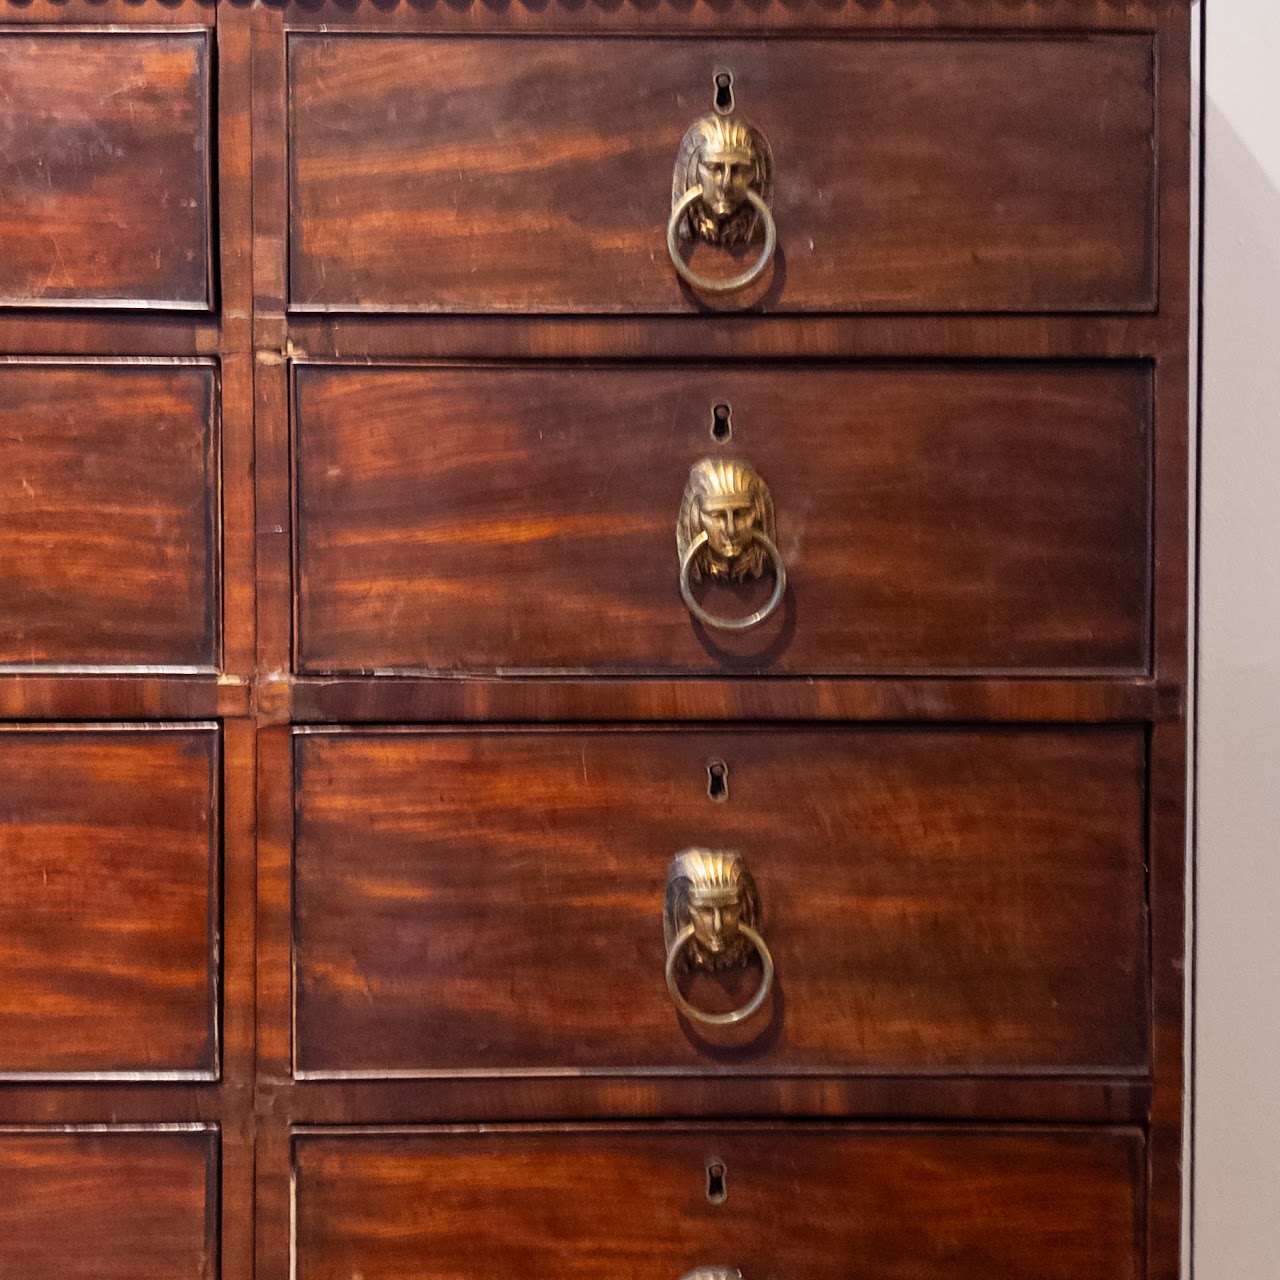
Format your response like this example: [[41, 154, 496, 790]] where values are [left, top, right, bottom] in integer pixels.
[[1194, 2, 1280, 1275]]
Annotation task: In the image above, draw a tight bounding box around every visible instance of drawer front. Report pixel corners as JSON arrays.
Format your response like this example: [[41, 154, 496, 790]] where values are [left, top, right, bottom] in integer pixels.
[[294, 1127, 1143, 1280], [289, 35, 1154, 315], [293, 728, 1147, 1077], [0, 726, 219, 1078], [0, 1128, 217, 1280], [0, 32, 211, 309], [0, 364, 218, 669], [295, 363, 1150, 676]]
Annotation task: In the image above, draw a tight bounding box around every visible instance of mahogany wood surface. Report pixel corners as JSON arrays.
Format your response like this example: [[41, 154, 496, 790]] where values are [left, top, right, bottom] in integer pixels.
[[0, 31, 212, 310], [295, 362, 1151, 675], [0, 726, 220, 1077], [293, 1126, 1144, 1280], [282, 312, 1172, 362], [0, 362, 219, 669], [293, 726, 1147, 1077], [0, 7, 255, 1280], [0, 1127, 218, 1280], [0, 3, 1192, 1279], [288, 35, 1155, 315], [263, 0, 1184, 33], [280, 674, 1179, 726], [260, 1075, 1153, 1129]]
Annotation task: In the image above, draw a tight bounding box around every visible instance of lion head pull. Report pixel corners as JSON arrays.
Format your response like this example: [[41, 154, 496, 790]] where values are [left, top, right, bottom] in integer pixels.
[[676, 458, 786, 632], [667, 89, 777, 294], [663, 849, 774, 1027]]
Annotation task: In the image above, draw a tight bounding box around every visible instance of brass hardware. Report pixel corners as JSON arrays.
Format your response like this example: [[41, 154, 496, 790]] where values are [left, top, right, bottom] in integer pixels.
[[676, 457, 786, 631], [668, 112, 776, 293], [680, 1271, 742, 1280], [663, 849, 774, 1027]]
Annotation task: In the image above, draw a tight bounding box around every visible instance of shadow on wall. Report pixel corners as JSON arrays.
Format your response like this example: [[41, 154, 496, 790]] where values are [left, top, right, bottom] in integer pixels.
[[1194, 98, 1280, 1280]]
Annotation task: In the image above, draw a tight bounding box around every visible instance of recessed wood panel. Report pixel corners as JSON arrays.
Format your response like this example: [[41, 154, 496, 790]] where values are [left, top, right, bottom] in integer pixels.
[[289, 35, 1154, 314], [293, 727, 1148, 1077], [0, 364, 218, 669], [294, 1126, 1143, 1280], [295, 363, 1151, 676], [0, 32, 211, 309], [0, 1128, 217, 1280], [0, 726, 219, 1077]]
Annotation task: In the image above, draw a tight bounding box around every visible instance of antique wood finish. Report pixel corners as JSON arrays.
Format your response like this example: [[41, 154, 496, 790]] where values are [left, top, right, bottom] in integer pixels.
[[0, 1127, 218, 1280], [288, 35, 1155, 315], [0, 30, 212, 310], [0, 362, 218, 669], [293, 1126, 1145, 1280], [263, 0, 1182, 32], [239, 3, 1190, 1276], [281, 674, 1179, 727], [0, 725, 219, 1078], [293, 727, 1147, 1077], [0, 3, 1191, 1280], [0, 4, 256, 1280], [294, 362, 1151, 676]]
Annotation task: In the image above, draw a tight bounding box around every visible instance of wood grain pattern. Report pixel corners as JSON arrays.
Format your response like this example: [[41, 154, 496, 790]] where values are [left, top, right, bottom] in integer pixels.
[[1148, 719, 1189, 1280], [282, 312, 1170, 362], [0, 363, 218, 669], [0, 32, 211, 309], [0, 0, 215, 25], [0, 727, 219, 1077], [0, 674, 242, 722], [282, 675, 1177, 727], [289, 35, 1154, 314], [0, 1128, 217, 1280], [293, 727, 1148, 1076], [0, 8, 1190, 1280], [295, 362, 1151, 675], [293, 1126, 1144, 1280], [264, 0, 1184, 33], [217, 3, 259, 685], [264, 1075, 1153, 1129]]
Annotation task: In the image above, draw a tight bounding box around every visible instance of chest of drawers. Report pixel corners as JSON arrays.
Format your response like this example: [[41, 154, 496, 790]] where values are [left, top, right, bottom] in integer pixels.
[[0, 2, 1191, 1278]]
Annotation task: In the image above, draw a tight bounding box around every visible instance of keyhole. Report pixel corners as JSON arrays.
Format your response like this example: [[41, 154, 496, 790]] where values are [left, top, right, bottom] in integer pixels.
[[706, 1159, 728, 1204], [713, 70, 735, 115], [710, 403, 732, 443], [707, 759, 729, 802]]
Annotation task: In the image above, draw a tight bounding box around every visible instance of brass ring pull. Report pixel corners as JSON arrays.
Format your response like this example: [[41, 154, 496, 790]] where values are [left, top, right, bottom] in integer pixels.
[[667, 186, 777, 294], [676, 458, 785, 632], [663, 849, 774, 1027], [678, 529, 786, 631], [665, 922, 774, 1027]]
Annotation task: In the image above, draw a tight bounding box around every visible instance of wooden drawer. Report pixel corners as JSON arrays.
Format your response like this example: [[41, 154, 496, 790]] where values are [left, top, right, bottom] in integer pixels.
[[294, 1126, 1144, 1280], [0, 363, 219, 669], [0, 726, 219, 1079], [295, 362, 1150, 676], [288, 35, 1155, 315], [293, 727, 1147, 1078], [0, 1127, 218, 1280], [0, 31, 212, 309]]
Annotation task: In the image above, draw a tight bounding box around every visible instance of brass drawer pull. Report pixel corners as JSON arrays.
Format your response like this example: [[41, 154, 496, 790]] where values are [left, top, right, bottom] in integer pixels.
[[664, 850, 774, 1027], [668, 110, 776, 294], [680, 1271, 743, 1280], [677, 458, 786, 631]]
